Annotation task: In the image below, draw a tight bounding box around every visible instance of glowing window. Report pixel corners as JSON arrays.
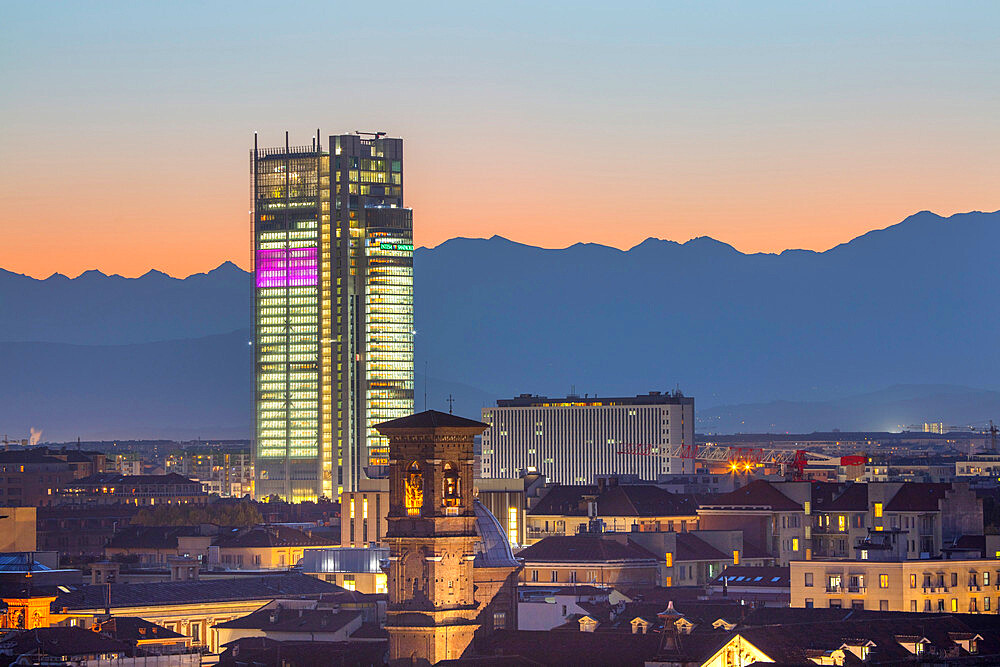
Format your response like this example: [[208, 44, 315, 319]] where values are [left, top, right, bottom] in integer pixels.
[[507, 507, 518, 547], [874, 503, 883, 518]]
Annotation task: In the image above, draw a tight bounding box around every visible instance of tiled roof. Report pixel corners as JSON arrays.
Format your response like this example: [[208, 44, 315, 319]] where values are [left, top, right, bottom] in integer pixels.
[[735, 616, 1000, 664], [212, 525, 335, 548], [218, 637, 387, 666], [0, 627, 130, 657], [72, 472, 198, 486], [884, 482, 951, 512], [741, 540, 771, 560], [94, 616, 184, 642], [0, 449, 65, 464], [673, 533, 729, 562], [528, 485, 596, 516], [530, 484, 697, 517], [375, 410, 486, 430], [943, 534, 986, 555], [106, 525, 204, 550], [214, 607, 361, 633], [699, 480, 801, 511], [53, 572, 343, 611], [818, 482, 868, 511], [475, 629, 662, 666], [711, 566, 789, 588], [516, 536, 659, 564]]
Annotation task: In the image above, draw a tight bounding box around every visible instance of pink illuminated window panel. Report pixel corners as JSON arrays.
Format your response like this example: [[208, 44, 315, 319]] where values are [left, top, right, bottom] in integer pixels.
[[256, 247, 318, 288]]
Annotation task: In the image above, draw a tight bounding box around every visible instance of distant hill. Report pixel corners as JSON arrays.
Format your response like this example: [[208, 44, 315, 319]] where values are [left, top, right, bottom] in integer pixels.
[[698, 384, 1000, 434], [0, 261, 251, 345], [1, 210, 998, 439]]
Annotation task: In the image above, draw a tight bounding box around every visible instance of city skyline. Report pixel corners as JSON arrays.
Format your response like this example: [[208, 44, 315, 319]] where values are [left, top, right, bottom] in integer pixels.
[[3, 2, 999, 279]]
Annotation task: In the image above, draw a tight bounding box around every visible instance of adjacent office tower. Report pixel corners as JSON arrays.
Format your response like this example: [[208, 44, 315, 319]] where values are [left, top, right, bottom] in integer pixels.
[[481, 391, 696, 484], [252, 132, 413, 501]]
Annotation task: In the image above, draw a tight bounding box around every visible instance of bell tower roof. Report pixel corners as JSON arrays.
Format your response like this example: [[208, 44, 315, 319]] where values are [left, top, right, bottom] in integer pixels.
[[376, 409, 486, 432]]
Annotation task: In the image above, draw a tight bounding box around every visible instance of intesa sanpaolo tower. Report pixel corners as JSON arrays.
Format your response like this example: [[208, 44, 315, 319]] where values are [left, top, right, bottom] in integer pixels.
[[252, 131, 413, 500]]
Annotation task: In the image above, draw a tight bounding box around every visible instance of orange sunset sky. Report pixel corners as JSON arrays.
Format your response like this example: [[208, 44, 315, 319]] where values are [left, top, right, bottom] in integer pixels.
[[2, 2, 998, 279]]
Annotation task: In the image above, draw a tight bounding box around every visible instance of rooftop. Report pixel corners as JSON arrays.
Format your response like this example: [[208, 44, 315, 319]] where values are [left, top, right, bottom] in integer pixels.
[[530, 483, 697, 517], [711, 566, 790, 588], [375, 409, 486, 431], [52, 572, 342, 611], [213, 525, 336, 549], [214, 607, 361, 634], [884, 482, 952, 512], [673, 533, 729, 562], [496, 391, 692, 408], [699, 480, 802, 512], [516, 536, 659, 564], [67, 472, 199, 487]]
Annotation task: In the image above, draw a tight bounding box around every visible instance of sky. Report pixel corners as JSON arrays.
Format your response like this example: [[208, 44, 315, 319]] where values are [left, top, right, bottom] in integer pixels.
[[1, 1, 998, 279]]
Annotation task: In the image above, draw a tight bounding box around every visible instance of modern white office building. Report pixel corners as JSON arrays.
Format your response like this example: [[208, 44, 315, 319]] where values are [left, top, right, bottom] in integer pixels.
[[480, 391, 695, 484]]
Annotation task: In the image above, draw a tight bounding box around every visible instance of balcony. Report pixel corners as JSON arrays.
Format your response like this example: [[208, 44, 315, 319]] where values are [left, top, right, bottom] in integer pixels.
[[847, 586, 867, 594], [826, 585, 843, 593]]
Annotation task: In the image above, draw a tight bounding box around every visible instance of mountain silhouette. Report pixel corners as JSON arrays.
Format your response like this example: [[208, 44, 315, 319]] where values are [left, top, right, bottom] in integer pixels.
[[1, 210, 997, 439]]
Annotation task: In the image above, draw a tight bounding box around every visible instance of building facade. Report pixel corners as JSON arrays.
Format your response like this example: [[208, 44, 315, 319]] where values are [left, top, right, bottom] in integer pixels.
[[165, 447, 253, 497], [252, 132, 413, 501], [790, 558, 1000, 613], [481, 391, 695, 484], [339, 477, 389, 548]]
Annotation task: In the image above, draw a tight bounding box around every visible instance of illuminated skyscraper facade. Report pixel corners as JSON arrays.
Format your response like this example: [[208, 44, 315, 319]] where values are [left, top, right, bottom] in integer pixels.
[[252, 132, 413, 501]]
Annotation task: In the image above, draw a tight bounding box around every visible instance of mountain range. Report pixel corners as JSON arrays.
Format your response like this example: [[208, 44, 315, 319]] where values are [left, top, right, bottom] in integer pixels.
[[1, 210, 998, 440]]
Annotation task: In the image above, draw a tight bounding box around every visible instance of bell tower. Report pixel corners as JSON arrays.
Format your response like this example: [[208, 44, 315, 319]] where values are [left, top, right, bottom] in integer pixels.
[[376, 410, 487, 665]]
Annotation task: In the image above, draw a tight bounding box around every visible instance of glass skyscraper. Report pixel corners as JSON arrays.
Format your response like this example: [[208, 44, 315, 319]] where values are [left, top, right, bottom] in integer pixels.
[[252, 132, 413, 501]]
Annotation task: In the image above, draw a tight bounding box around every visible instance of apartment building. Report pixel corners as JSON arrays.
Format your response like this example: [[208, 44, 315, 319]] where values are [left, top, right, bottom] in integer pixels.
[[791, 558, 1000, 613], [525, 479, 699, 546]]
